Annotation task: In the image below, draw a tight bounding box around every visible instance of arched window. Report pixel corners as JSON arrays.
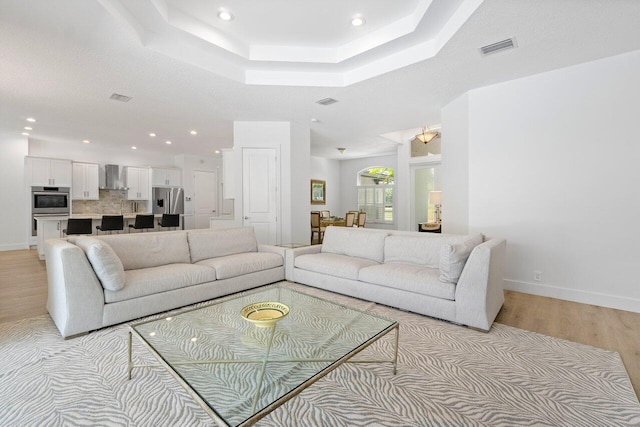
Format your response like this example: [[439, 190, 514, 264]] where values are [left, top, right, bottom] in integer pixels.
[[357, 167, 394, 223]]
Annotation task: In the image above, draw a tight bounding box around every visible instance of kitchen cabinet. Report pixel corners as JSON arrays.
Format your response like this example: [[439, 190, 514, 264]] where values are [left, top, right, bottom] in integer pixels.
[[36, 217, 65, 260], [26, 157, 72, 187], [222, 148, 235, 199], [151, 167, 182, 187], [72, 162, 99, 200], [127, 167, 150, 200]]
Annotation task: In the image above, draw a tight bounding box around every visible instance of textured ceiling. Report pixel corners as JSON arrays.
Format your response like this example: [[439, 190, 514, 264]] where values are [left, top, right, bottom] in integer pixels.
[[1, 0, 640, 159]]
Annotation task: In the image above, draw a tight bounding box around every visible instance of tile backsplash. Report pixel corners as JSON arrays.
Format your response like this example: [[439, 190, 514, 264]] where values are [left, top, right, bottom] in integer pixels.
[[72, 190, 145, 214]]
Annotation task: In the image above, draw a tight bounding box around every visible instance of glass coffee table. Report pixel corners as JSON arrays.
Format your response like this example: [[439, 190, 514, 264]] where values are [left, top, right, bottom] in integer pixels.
[[128, 286, 399, 426]]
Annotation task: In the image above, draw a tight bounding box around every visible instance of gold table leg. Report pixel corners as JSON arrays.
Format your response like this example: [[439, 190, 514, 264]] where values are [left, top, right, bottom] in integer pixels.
[[128, 330, 133, 380]]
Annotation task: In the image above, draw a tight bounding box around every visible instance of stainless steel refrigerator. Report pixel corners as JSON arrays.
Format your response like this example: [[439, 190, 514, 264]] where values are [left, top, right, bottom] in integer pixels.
[[152, 187, 184, 215]]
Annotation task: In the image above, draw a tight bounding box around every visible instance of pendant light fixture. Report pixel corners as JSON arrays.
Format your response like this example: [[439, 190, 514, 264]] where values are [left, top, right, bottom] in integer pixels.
[[416, 126, 440, 144]]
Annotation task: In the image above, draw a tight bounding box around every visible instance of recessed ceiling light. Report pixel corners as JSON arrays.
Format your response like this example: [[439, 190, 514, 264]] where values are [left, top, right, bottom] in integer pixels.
[[149, 133, 156, 137], [131, 146, 137, 150], [215, 150, 220, 154], [26, 117, 36, 123], [190, 130, 197, 135], [24, 126, 32, 130], [165, 140, 172, 145], [351, 16, 365, 27], [22, 132, 29, 136], [83, 140, 90, 144], [310, 118, 319, 123], [218, 11, 233, 21]]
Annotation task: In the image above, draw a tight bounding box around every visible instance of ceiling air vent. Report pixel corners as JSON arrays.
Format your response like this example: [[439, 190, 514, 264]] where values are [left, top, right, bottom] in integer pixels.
[[479, 38, 516, 56], [109, 93, 132, 102], [316, 97, 338, 106]]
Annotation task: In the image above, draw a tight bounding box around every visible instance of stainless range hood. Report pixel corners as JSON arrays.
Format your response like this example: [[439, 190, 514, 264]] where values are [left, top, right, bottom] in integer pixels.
[[101, 164, 128, 190]]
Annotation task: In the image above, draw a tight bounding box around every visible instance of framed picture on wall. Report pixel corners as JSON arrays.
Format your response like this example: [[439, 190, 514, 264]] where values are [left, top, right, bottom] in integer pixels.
[[310, 179, 326, 205]]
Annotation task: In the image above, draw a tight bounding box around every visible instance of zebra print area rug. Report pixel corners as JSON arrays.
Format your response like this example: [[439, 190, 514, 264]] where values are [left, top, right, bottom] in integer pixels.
[[1, 282, 638, 426]]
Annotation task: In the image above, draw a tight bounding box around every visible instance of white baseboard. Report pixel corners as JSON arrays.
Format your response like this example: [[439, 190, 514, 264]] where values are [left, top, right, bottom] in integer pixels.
[[504, 279, 640, 314], [0, 242, 30, 251]]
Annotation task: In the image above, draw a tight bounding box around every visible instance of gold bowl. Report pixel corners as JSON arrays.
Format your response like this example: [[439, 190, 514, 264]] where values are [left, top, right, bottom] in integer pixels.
[[240, 302, 290, 328]]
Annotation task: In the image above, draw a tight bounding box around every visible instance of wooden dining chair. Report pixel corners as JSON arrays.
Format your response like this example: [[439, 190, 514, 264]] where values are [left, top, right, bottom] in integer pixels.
[[310, 211, 325, 244], [345, 212, 356, 227], [357, 212, 366, 227]]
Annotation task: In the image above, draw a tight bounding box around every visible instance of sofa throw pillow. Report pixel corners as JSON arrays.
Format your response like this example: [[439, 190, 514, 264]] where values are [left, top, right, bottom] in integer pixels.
[[439, 236, 481, 284], [384, 232, 483, 268], [75, 237, 126, 291]]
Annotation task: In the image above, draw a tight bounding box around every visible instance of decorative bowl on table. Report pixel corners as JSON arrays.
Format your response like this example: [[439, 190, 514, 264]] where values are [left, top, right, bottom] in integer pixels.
[[240, 302, 290, 328]]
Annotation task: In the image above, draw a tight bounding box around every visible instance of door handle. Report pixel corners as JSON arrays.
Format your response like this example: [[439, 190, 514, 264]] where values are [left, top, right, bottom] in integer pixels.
[[244, 216, 249, 220], [212, 210, 216, 212]]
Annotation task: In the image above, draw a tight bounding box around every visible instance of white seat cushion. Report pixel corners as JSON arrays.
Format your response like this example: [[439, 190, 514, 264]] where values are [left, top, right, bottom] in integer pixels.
[[359, 263, 456, 300], [196, 252, 283, 280], [105, 263, 216, 303], [295, 253, 379, 281]]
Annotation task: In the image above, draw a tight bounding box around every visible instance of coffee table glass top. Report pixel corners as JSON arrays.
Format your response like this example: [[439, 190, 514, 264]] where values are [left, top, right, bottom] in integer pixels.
[[129, 286, 397, 426]]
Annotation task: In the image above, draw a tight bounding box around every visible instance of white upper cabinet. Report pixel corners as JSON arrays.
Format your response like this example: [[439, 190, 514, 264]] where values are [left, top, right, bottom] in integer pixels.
[[127, 167, 150, 200], [27, 157, 72, 187], [151, 167, 182, 187], [71, 162, 99, 200]]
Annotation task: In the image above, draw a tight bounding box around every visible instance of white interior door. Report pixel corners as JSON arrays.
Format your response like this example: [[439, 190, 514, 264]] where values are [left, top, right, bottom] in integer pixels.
[[243, 148, 278, 244], [194, 170, 218, 229]]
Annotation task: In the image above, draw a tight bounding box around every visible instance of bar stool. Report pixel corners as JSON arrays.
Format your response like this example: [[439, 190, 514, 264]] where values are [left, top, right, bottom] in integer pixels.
[[158, 214, 180, 231], [128, 214, 155, 232], [63, 218, 93, 236], [96, 215, 124, 235]]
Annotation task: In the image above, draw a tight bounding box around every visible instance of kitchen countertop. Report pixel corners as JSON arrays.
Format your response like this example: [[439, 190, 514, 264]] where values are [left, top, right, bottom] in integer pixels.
[[34, 213, 184, 221]]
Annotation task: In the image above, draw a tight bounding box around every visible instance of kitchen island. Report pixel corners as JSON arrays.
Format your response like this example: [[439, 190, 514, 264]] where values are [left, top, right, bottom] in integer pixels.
[[34, 213, 184, 260]]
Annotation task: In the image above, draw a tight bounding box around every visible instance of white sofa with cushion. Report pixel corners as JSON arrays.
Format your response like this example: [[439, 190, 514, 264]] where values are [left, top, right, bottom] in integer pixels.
[[45, 227, 285, 338], [286, 227, 506, 331]]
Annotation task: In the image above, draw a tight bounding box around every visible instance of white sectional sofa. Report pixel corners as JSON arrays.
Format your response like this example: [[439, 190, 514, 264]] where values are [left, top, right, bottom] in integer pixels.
[[45, 227, 285, 338], [286, 227, 506, 331]]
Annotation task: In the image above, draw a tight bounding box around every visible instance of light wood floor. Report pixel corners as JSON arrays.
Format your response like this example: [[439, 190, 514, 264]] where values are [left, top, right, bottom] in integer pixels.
[[1, 249, 638, 397]]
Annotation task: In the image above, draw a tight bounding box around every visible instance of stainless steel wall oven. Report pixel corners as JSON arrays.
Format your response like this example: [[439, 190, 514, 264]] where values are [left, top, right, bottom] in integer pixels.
[[32, 186, 70, 236]]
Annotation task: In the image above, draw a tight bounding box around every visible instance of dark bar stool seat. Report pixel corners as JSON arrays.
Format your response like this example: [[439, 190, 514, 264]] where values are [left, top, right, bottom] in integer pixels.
[[63, 218, 93, 236], [128, 214, 155, 232], [158, 214, 180, 231], [96, 215, 124, 235]]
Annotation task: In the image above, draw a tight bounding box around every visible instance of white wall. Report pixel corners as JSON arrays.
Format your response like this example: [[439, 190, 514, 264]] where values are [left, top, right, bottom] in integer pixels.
[[290, 123, 311, 243], [340, 154, 398, 230], [310, 156, 341, 215], [0, 133, 29, 250], [441, 93, 470, 234], [233, 121, 310, 245], [442, 49, 640, 312]]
